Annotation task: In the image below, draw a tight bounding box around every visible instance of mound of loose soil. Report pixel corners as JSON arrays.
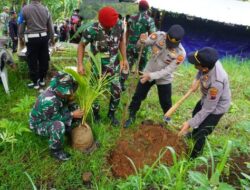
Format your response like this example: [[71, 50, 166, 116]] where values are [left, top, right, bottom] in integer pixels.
[[108, 122, 187, 178]]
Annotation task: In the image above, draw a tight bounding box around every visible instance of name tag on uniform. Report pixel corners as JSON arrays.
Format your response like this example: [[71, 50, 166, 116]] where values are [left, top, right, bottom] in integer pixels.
[[164, 59, 171, 65]]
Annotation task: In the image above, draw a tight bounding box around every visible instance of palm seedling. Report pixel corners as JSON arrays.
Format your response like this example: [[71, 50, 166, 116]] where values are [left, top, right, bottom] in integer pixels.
[[64, 51, 112, 151], [64, 51, 112, 124]]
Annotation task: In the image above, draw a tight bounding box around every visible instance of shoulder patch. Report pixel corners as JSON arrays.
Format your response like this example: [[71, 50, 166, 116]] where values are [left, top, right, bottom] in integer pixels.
[[176, 55, 184, 63], [209, 87, 218, 100], [150, 33, 158, 40], [164, 59, 171, 65], [158, 40, 165, 47], [152, 45, 160, 55]]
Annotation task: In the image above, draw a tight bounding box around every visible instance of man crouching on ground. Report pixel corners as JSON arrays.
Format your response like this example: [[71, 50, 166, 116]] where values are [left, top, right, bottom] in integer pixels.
[[29, 72, 84, 161]]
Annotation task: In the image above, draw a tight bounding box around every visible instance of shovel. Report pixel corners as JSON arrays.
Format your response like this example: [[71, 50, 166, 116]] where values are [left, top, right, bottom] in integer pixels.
[[164, 80, 200, 122], [121, 44, 145, 127], [135, 44, 145, 77]]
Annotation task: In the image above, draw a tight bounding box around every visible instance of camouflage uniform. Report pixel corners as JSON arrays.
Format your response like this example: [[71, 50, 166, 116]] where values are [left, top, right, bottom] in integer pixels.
[[29, 73, 78, 149], [0, 11, 9, 36], [127, 11, 156, 71], [81, 21, 123, 113]]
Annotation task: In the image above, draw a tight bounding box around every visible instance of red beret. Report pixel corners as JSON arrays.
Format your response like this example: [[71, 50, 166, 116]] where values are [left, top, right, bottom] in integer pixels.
[[98, 6, 118, 29], [139, 0, 149, 11]]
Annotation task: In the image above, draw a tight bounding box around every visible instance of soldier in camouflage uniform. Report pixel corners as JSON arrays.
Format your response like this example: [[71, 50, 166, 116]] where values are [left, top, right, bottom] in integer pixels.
[[29, 73, 84, 161], [77, 6, 129, 126], [121, 0, 156, 91], [0, 6, 10, 37]]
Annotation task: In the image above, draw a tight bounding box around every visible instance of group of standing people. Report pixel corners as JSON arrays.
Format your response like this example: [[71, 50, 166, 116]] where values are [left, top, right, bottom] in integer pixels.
[[1, 1, 54, 90], [28, 0, 231, 161], [0, 6, 18, 53], [57, 9, 83, 43]]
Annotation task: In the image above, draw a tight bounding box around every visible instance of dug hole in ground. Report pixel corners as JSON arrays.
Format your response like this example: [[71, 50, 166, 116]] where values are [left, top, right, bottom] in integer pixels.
[[108, 121, 187, 178]]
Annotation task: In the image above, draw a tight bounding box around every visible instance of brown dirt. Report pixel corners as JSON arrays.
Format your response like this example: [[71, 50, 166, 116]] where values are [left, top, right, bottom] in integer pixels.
[[108, 122, 187, 178]]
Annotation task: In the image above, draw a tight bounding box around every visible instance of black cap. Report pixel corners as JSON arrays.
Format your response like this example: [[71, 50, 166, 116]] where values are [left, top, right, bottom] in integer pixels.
[[188, 47, 219, 69], [10, 10, 16, 15], [166, 24, 185, 48]]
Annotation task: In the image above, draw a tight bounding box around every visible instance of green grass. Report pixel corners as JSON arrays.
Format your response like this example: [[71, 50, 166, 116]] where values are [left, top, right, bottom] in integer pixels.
[[0, 49, 249, 189]]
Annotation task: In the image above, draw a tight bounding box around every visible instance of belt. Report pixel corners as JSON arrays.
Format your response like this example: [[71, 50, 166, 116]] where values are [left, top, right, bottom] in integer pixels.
[[26, 32, 47, 38]]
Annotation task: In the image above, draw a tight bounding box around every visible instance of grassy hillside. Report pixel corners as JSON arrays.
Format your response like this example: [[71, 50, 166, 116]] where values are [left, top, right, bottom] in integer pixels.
[[0, 47, 249, 189]]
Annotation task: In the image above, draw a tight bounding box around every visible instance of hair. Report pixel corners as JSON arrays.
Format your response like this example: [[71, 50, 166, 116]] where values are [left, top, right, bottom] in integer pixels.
[[118, 14, 123, 20], [125, 14, 130, 21]]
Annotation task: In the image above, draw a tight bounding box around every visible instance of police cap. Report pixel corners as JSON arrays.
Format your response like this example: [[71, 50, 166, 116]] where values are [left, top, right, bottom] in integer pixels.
[[188, 47, 219, 70], [166, 24, 185, 48]]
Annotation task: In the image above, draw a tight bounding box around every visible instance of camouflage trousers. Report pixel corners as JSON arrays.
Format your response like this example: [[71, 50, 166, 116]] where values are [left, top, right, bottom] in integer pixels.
[[93, 65, 122, 114], [30, 105, 80, 149], [127, 44, 149, 73]]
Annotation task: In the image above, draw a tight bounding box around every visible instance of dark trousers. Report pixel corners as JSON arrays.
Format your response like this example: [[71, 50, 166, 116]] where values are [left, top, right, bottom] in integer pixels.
[[129, 80, 172, 116], [11, 38, 18, 52], [26, 36, 49, 83], [190, 100, 223, 158]]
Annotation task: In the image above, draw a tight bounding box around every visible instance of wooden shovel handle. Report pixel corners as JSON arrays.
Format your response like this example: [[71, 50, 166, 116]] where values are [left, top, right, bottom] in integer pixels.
[[136, 44, 144, 75], [164, 79, 200, 118], [164, 89, 193, 118]]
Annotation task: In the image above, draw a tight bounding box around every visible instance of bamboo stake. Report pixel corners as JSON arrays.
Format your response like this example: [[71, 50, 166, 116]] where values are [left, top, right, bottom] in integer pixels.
[[121, 44, 144, 127]]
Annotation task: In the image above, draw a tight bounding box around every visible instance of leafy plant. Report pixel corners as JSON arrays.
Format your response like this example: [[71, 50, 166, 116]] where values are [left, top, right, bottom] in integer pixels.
[[71, 21, 94, 41], [0, 131, 17, 147], [0, 119, 30, 149], [24, 172, 37, 190], [189, 140, 234, 190], [64, 51, 112, 124], [10, 95, 36, 118], [0, 119, 30, 136]]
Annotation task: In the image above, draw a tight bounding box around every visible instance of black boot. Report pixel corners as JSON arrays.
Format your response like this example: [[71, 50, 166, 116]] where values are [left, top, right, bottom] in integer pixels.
[[120, 79, 126, 92], [108, 110, 120, 127], [65, 126, 73, 145], [124, 114, 135, 128], [93, 106, 101, 123], [50, 148, 71, 161]]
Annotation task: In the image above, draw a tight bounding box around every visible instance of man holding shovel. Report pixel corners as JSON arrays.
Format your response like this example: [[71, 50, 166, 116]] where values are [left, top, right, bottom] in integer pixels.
[[29, 73, 84, 161], [125, 25, 186, 128], [178, 47, 231, 158]]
